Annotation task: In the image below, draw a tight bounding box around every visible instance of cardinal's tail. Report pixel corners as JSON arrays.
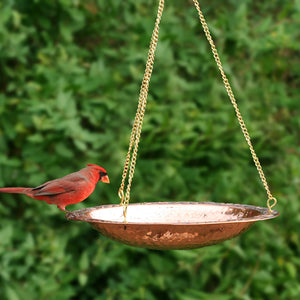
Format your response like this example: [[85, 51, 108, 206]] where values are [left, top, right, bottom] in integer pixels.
[[0, 187, 31, 195]]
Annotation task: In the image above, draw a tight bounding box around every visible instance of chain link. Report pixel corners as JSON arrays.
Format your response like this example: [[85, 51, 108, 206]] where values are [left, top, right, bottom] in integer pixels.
[[119, 0, 277, 217], [118, 0, 165, 219], [192, 0, 276, 212]]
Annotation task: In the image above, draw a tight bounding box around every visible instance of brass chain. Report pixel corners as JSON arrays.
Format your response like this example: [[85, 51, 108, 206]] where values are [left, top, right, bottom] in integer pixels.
[[118, 0, 165, 219], [192, 0, 277, 212], [119, 0, 277, 217]]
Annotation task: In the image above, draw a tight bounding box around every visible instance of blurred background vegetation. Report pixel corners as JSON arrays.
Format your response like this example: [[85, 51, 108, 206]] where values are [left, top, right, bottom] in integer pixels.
[[0, 0, 299, 299]]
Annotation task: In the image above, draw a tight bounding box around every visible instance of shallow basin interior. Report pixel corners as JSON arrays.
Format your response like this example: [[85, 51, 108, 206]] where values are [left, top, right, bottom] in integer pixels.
[[88, 203, 262, 224]]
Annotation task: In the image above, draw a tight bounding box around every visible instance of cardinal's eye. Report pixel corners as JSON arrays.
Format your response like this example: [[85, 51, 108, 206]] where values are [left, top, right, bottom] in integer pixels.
[[99, 171, 107, 178]]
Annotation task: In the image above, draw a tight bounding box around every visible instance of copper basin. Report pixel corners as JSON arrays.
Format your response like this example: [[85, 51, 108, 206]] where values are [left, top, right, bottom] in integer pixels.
[[65, 202, 279, 250]]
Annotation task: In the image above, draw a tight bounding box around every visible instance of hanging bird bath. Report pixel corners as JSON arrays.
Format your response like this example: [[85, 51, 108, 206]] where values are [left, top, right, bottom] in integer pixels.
[[66, 0, 279, 250], [66, 202, 278, 250]]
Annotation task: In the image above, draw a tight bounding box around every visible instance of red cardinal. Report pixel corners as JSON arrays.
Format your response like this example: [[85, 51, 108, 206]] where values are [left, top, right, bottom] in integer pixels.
[[0, 164, 109, 212]]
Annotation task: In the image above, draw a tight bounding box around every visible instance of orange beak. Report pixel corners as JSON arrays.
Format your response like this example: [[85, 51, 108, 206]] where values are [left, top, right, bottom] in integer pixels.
[[101, 175, 110, 183]]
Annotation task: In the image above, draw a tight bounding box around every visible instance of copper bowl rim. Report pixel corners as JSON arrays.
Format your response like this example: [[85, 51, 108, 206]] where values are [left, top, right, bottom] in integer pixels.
[[65, 201, 279, 225]]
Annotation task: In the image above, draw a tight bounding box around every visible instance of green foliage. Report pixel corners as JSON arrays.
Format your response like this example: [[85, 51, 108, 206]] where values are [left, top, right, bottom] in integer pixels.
[[0, 0, 299, 299]]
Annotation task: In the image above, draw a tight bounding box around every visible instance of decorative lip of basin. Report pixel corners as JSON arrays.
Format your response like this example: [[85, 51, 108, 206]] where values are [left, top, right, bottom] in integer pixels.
[[65, 201, 279, 224], [65, 202, 279, 250]]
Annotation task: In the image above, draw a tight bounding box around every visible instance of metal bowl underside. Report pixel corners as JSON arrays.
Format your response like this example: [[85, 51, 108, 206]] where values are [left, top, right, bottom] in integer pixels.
[[65, 202, 279, 250]]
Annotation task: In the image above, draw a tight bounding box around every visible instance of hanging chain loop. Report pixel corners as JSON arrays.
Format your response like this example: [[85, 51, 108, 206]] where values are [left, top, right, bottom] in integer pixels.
[[118, 0, 165, 219], [119, 0, 277, 218], [192, 0, 277, 212]]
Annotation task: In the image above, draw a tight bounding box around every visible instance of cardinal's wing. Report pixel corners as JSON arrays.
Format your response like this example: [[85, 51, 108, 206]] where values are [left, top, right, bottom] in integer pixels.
[[32, 174, 86, 196]]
